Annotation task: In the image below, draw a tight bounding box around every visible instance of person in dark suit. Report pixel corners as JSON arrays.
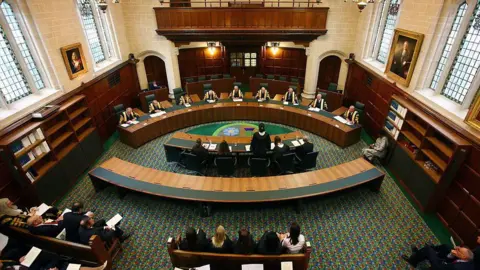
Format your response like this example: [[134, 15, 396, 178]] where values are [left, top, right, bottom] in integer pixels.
[[295, 136, 314, 161], [78, 216, 130, 245], [391, 41, 412, 79], [63, 202, 94, 243], [191, 138, 209, 162], [27, 215, 64, 237], [250, 123, 271, 157], [402, 244, 475, 270], [272, 136, 290, 162], [257, 231, 282, 255], [233, 229, 256, 254], [207, 225, 233, 253], [178, 227, 208, 252]]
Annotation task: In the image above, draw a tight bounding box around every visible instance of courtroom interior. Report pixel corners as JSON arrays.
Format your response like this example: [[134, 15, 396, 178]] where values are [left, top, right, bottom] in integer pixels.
[[0, 0, 479, 269]]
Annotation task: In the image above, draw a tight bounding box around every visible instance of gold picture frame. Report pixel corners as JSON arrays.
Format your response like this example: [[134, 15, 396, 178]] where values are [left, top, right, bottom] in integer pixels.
[[385, 29, 424, 87], [60, 43, 88, 80], [465, 91, 480, 131]]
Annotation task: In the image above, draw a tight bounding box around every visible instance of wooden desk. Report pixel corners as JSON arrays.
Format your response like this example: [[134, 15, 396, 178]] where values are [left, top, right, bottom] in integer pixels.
[[89, 157, 384, 203], [118, 100, 362, 149], [250, 77, 300, 97], [220, 93, 229, 99], [186, 78, 236, 98], [317, 89, 344, 112], [138, 88, 169, 112]]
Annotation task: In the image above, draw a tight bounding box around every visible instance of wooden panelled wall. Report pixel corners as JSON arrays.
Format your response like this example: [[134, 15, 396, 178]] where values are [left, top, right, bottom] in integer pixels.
[[260, 47, 307, 83], [0, 61, 141, 206], [345, 62, 480, 249], [178, 47, 228, 79]]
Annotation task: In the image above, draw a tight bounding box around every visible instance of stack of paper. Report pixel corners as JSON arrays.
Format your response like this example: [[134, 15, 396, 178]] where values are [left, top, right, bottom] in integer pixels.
[[66, 264, 81, 270], [150, 111, 166, 118], [270, 143, 275, 150], [334, 116, 348, 124], [257, 99, 264, 102], [283, 102, 289, 105], [184, 103, 191, 107], [291, 140, 300, 147], [308, 107, 320, 112], [106, 214, 122, 227], [242, 264, 264, 270], [207, 100, 215, 103], [130, 120, 139, 125], [208, 144, 217, 150], [293, 103, 299, 106], [229, 146, 232, 151], [120, 124, 130, 128], [245, 145, 251, 151], [298, 139, 305, 145], [21, 247, 42, 267], [233, 98, 243, 102]]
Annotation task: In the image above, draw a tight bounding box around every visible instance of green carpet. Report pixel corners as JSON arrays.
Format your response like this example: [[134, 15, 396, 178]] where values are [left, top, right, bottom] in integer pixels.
[[188, 122, 292, 136], [55, 122, 444, 269]]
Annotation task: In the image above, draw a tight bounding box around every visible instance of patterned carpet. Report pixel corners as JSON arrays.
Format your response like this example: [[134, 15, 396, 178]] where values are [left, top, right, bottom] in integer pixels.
[[55, 121, 439, 269]]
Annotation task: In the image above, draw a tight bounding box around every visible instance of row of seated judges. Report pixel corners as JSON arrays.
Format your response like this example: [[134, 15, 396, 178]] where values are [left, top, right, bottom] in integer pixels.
[[119, 85, 360, 125], [0, 199, 131, 268], [176, 222, 306, 255]]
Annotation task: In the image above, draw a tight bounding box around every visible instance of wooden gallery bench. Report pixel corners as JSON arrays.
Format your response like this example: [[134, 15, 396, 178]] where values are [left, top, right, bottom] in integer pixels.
[[167, 237, 313, 270], [1, 226, 121, 269]]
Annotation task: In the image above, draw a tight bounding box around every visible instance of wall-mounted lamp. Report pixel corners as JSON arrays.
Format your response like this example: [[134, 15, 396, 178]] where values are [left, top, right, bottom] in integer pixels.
[[271, 42, 280, 55], [207, 42, 216, 55], [97, 0, 108, 13]]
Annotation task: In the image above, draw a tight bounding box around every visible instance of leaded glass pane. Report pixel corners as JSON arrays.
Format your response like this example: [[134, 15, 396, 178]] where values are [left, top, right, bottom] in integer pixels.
[[441, 1, 480, 104], [245, 53, 251, 58], [1, 2, 44, 90], [377, 0, 400, 64], [0, 24, 31, 103], [77, 0, 105, 63], [430, 3, 467, 90], [245, 59, 251, 67]]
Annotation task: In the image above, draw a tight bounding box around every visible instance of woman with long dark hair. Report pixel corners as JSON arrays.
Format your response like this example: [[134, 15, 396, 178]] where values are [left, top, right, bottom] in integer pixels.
[[279, 222, 305, 254], [233, 229, 256, 254]]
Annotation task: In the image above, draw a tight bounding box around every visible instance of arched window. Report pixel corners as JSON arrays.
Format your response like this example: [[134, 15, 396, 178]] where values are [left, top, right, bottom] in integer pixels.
[[371, 0, 400, 64], [76, 0, 116, 64], [429, 0, 480, 105], [0, 1, 46, 105]]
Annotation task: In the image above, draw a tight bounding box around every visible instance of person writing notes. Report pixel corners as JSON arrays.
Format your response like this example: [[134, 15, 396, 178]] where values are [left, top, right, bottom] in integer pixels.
[[119, 107, 139, 125], [255, 87, 270, 101], [309, 93, 328, 111], [229, 86, 243, 99], [204, 90, 219, 102], [149, 100, 164, 114], [343, 105, 359, 125], [282, 88, 298, 104], [178, 93, 193, 106]]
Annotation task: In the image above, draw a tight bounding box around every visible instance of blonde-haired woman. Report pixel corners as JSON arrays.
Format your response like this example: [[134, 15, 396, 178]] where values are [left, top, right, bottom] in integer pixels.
[[208, 225, 233, 253]]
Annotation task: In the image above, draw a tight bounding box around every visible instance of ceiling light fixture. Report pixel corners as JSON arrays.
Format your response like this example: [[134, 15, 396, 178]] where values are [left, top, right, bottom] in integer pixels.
[[207, 42, 216, 55]]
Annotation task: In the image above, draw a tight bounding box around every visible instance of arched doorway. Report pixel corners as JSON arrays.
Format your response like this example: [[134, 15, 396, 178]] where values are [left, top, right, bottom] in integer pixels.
[[317, 55, 341, 90], [144, 55, 168, 88]]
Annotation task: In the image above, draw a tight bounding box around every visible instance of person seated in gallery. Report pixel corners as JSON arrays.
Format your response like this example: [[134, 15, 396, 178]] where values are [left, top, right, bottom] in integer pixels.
[[78, 216, 130, 245], [272, 136, 290, 162], [233, 229, 256, 255], [149, 80, 161, 90], [203, 90, 219, 102], [207, 225, 233, 253], [257, 231, 282, 255], [250, 123, 271, 157], [177, 227, 208, 252], [191, 138, 209, 162], [229, 85, 243, 99], [343, 105, 359, 125], [402, 244, 475, 270], [255, 87, 271, 101], [119, 107, 139, 125], [27, 215, 64, 237], [149, 100, 164, 114], [295, 136, 314, 161], [278, 222, 305, 254], [362, 130, 388, 163], [309, 93, 328, 111], [282, 88, 298, 104], [0, 198, 22, 218], [63, 202, 94, 243], [178, 93, 193, 106]]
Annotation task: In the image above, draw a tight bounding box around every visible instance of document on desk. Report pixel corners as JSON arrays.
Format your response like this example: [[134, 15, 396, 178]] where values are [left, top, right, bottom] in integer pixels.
[[202, 143, 209, 149], [245, 145, 251, 151], [257, 99, 264, 102], [270, 143, 275, 150], [130, 120, 139, 125], [208, 144, 217, 150], [207, 100, 215, 103], [36, 203, 51, 216], [233, 98, 243, 102], [184, 103, 191, 107], [106, 214, 122, 227], [291, 140, 300, 147], [195, 265, 211, 270], [334, 116, 348, 124], [283, 102, 289, 105], [242, 264, 264, 270], [120, 124, 130, 128], [56, 228, 66, 240], [150, 111, 166, 118], [293, 103, 299, 106], [281, 261, 293, 270], [21, 247, 41, 267], [229, 146, 232, 152], [308, 107, 320, 112], [298, 139, 305, 145], [66, 263, 81, 270]]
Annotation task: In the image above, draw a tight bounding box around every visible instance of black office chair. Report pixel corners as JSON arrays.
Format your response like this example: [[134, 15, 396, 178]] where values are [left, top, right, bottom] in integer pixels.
[[296, 151, 319, 172], [223, 74, 231, 78], [249, 157, 270, 177], [210, 74, 219, 80], [181, 152, 207, 176], [273, 153, 295, 175], [214, 156, 237, 177], [113, 104, 125, 122], [255, 74, 264, 78], [164, 145, 183, 163], [172, 87, 185, 105]]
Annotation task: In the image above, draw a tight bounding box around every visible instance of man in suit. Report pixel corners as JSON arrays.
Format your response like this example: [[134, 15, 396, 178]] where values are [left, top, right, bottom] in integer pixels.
[[191, 138, 209, 162], [295, 136, 314, 161], [203, 90, 219, 102], [78, 216, 130, 245], [63, 202, 94, 243], [391, 41, 412, 79], [27, 215, 64, 237], [282, 88, 298, 104], [272, 136, 290, 162], [250, 123, 271, 157], [119, 107, 139, 125], [229, 85, 243, 99], [309, 93, 328, 111], [177, 227, 208, 252], [402, 244, 475, 270], [255, 87, 270, 101], [149, 100, 164, 114]]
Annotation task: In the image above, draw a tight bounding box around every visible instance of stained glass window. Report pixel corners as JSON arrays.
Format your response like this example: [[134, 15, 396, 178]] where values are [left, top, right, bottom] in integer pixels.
[[376, 0, 400, 64]]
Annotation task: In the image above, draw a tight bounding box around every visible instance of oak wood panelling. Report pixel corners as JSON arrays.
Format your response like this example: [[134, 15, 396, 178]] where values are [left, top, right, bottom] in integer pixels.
[[260, 46, 306, 84], [178, 47, 227, 80], [317, 55, 341, 90], [144, 56, 168, 88], [154, 8, 329, 42]]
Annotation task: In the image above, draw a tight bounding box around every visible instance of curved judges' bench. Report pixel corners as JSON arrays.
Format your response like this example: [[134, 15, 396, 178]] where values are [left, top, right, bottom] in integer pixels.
[[118, 96, 362, 149]]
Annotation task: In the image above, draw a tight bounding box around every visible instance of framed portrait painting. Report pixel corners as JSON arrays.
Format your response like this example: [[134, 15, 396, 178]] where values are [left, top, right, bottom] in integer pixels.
[[385, 29, 424, 87], [465, 90, 480, 131], [61, 43, 88, 80]]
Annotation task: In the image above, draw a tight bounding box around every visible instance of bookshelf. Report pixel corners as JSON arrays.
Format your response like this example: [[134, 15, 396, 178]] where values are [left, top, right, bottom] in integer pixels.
[[386, 95, 471, 212], [0, 95, 102, 204]]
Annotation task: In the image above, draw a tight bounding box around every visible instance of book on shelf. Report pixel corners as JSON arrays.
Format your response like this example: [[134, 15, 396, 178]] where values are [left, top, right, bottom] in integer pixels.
[[41, 142, 50, 152], [10, 141, 24, 155], [26, 172, 35, 182], [21, 137, 31, 148], [28, 134, 36, 144], [397, 119, 404, 129], [400, 108, 408, 118], [27, 152, 35, 161], [28, 168, 38, 177], [388, 111, 397, 122], [33, 146, 43, 157], [34, 128, 44, 140], [18, 154, 31, 167], [391, 100, 400, 110]]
